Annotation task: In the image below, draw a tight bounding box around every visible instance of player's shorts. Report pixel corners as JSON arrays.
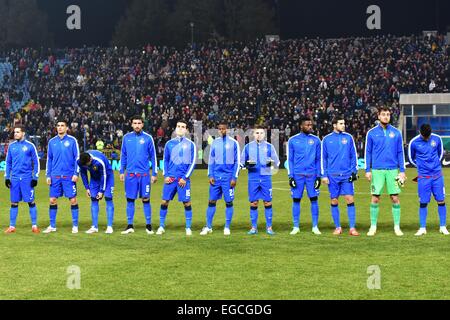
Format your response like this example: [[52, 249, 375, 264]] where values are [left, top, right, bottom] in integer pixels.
[[125, 173, 151, 199], [328, 175, 354, 199], [290, 174, 319, 199], [90, 173, 115, 199], [162, 178, 191, 202], [371, 169, 401, 195], [10, 178, 35, 203], [248, 179, 272, 202], [418, 175, 445, 203], [209, 177, 235, 202], [49, 176, 77, 199]]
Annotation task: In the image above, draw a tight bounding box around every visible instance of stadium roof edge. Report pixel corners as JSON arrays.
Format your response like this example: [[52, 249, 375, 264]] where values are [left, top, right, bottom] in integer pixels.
[[399, 93, 450, 105]]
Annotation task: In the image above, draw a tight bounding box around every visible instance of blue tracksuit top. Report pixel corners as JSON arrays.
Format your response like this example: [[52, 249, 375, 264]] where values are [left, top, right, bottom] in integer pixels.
[[364, 124, 405, 173], [208, 136, 240, 180], [408, 133, 443, 176], [120, 131, 158, 176], [163, 136, 196, 180], [46, 134, 80, 177], [5, 139, 40, 180], [78, 150, 113, 193], [240, 140, 280, 181], [286, 132, 321, 177], [321, 131, 358, 177]]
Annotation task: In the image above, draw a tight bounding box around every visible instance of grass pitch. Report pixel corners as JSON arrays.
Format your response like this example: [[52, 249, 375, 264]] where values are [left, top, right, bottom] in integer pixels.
[[0, 168, 449, 300]]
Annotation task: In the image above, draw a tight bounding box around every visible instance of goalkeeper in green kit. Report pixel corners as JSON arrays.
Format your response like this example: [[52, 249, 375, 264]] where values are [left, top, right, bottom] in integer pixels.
[[364, 106, 407, 236]]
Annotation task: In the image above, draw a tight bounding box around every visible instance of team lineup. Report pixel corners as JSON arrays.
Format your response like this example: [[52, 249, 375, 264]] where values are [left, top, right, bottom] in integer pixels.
[[3, 107, 448, 237]]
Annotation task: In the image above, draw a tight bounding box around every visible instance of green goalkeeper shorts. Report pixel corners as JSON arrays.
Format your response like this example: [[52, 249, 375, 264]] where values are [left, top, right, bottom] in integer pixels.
[[371, 169, 401, 195]]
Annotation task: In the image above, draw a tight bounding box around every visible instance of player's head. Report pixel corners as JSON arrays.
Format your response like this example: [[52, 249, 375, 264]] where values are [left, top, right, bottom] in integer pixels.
[[218, 120, 228, 137], [253, 125, 266, 142], [79, 152, 92, 166], [131, 115, 144, 133], [13, 125, 26, 141], [332, 116, 345, 133], [420, 123, 432, 140], [56, 119, 69, 135], [377, 106, 391, 125], [300, 116, 313, 134], [175, 120, 188, 137]]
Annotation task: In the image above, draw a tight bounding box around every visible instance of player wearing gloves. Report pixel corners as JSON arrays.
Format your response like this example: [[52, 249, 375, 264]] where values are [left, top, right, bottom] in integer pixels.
[[287, 116, 322, 235], [321, 117, 360, 236]]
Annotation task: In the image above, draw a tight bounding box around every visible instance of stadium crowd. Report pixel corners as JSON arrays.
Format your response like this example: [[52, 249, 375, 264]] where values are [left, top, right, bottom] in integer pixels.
[[1, 33, 449, 159]]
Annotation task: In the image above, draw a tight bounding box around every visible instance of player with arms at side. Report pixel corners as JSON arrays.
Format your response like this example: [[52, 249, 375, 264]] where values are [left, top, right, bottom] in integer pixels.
[[365, 107, 406, 236], [43, 119, 80, 234], [4, 125, 40, 233], [321, 117, 360, 236], [200, 121, 240, 236], [408, 123, 449, 236], [120, 115, 158, 235], [287, 116, 322, 235], [156, 120, 196, 236]]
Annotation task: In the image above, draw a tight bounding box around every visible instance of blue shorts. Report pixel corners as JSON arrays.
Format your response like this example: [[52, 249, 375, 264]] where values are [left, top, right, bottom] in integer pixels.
[[90, 173, 115, 199], [328, 175, 354, 199], [49, 176, 77, 199], [162, 179, 191, 202], [209, 178, 235, 202], [248, 179, 272, 202], [418, 175, 445, 203], [10, 178, 35, 203], [125, 173, 151, 199], [290, 174, 319, 199]]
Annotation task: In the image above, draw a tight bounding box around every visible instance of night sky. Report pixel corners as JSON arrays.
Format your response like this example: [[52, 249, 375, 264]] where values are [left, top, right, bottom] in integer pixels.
[[35, 0, 450, 47]]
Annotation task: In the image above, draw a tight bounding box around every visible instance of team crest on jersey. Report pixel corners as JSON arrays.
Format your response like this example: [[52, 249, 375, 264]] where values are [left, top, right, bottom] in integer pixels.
[[139, 138, 145, 144], [389, 132, 395, 138], [308, 139, 314, 145], [22, 146, 28, 152], [92, 165, 98, 171], [431, 140, 437, 147], [64, 141, 70, 147], [341, 138, 348, 145], [225, 143, 230, 149]]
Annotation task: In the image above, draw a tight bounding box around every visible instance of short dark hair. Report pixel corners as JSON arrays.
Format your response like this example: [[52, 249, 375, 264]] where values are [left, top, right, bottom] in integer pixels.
[[131, 115, 144, 123], [254, 125, 265, 130], [300, 116, 312, 125], [56, 119, 68, 126], [377, 106, 391, 114], [13, 125, 26, 132], [218, 120, 228, 127], [420, 123, 432, 138], [79, 152, 92, 166], [177, 119, 188, 127], [332, 116, 345, 125]]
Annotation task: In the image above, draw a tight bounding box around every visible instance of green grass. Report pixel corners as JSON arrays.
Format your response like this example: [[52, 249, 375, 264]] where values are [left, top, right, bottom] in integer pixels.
[[0, 168, 449, 300]]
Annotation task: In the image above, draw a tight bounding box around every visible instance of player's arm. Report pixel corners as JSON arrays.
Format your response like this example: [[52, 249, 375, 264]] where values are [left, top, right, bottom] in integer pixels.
[[315, 138, 322, 177], [437, 135, 444, 161], [182, 140, 196, 181], [46, 142, 53, 184], [408, 139, 417, 167], [97, 159, 107, 197], [240, 144, 247, 169], [321, 137, 328, 178], [119, 137, 127, 180], [163, 142, 170, 179], [270, 143, 280, 168], [364, 130, 373, 180], [350, 136, 358, 174], [30, 142, 40, 187], [231, 139, 240, 183], [79, 164, 90, 190], [72, 138, 80, 178], [5, 144, 12, 180], [207, 142, 215, 179], [397, 132, 406, 173], [148, 136, 158, 177], [287, 138, 294, 178]]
